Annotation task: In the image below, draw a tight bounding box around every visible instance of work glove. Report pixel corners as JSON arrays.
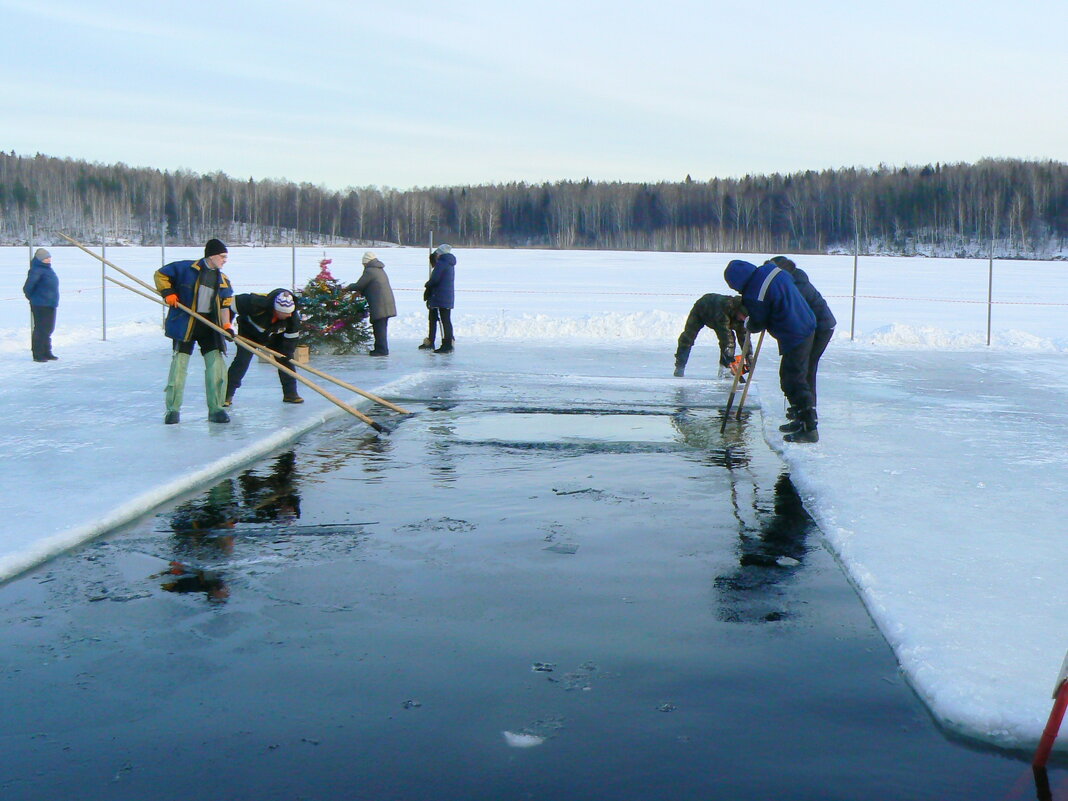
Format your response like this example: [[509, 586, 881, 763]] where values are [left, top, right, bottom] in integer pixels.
[[719, 347, 734, 368], [222, 323, 236, 342], [164, 294, 179, 308]]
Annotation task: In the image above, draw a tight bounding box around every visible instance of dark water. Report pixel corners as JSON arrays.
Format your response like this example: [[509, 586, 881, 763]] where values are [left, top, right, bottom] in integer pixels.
[[0, 373, 1059, 800]]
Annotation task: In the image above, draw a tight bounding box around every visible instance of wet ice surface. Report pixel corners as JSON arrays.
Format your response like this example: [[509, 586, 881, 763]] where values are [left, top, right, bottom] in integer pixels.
[[0, 371, 1032, 800]]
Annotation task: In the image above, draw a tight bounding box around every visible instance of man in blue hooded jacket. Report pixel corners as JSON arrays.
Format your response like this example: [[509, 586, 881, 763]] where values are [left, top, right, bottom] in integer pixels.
[[724, 259, 819, 442]]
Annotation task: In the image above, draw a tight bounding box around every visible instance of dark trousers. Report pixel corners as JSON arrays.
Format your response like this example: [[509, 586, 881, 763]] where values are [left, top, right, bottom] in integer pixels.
[[174, 319, 225, 356], [808, 328, 833, 408], [428, 307, 453, 343], [226, 326, 296, 398], [779, 334, 815, 412], [30, 305, 56, 360], [371, 318, 389, 354]]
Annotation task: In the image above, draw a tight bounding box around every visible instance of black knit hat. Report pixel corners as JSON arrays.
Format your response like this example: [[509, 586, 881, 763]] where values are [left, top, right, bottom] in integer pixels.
[[204, 238, 228, 258]]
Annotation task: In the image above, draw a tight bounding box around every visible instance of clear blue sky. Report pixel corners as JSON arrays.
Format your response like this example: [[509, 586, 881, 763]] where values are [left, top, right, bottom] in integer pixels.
[[4, 0, 1065, 191]]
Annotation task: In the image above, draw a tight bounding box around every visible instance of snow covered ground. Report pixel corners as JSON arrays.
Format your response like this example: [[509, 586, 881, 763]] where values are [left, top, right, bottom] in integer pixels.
[[4, 243, 1068, 752]]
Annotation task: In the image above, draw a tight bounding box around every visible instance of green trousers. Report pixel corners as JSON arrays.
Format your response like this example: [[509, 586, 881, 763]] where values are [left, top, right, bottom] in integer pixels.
[[165, 350, 227, 413]]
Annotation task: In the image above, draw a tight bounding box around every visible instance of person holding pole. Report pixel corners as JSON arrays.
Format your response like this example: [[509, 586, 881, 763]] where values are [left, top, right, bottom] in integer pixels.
[[154, 238, 235, 425], [673, 293, 748, 378], [225, 288, 303, 406], [768, 256, 835, 433], [344, 251, 396, 356], [724, 258, 818, 443], [420, 244, 456, 353], [23, 248, 60, 362]]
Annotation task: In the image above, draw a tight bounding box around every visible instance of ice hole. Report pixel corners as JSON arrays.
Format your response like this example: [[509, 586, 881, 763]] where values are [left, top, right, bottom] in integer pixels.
[[450, 412, 678, 444]]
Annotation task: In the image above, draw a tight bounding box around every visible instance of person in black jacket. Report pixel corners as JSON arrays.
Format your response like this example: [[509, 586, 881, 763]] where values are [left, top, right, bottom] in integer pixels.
[[225, 288, 303, 406], [768, 257, 835, 431]]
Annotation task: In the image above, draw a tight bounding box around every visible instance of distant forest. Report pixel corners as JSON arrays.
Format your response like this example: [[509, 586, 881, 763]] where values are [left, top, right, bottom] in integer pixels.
[[2, 151, 1067, 258]]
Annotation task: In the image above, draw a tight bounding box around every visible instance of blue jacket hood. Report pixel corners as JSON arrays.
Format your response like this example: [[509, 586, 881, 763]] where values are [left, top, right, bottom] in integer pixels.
[[724, 260, 757, 292]]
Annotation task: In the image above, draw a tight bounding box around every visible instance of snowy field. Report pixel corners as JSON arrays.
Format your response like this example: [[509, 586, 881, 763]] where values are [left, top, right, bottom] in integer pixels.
[[4, 244, 1068, 753]]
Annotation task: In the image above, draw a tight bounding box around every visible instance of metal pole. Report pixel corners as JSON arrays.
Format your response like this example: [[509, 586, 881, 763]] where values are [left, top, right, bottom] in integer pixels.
[[161, 220, 167, 329], [850, 225, 859, 342], [291, 244, 296, 292], [986, 241, 994, 347], [101, 242, 107, 341]]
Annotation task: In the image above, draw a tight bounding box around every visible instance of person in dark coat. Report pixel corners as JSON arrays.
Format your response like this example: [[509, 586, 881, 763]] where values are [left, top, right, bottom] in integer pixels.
[[225, 288, 303, 406], [153, 238, 235, 425], [345, 251, 396, 356], [673, 293, 749, 377], [420, 244, 456, 354], [769, 256, 836, 431], [724, 259, 819, 443], [23, 248, 60, 362]]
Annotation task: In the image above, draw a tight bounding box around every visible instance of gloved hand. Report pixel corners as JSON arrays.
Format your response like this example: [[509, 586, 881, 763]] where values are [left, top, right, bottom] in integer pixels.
[[164, 294, 180, 308], [222, 323, 236, 341], [719, 347, 734, 368], [423, 286, 431, 302]]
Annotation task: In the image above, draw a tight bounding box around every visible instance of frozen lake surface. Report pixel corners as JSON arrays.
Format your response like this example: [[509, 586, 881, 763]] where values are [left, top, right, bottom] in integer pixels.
[[0, 369, 1032, 800]]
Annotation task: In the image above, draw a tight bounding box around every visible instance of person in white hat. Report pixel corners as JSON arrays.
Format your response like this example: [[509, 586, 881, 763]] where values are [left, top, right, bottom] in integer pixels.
[[345, 251, 396, 356], [225, 288, 304, 405], [23, 247, 60, 362]]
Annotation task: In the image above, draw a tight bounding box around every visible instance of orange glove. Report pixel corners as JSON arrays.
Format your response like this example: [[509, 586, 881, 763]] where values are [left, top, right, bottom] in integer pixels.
[[222, 323, 236, 341], [164, 294, 179, 308]]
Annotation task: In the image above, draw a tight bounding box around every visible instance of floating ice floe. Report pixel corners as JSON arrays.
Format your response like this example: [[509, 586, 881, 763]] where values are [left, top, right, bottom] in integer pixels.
[[503, 731, 545, 748]]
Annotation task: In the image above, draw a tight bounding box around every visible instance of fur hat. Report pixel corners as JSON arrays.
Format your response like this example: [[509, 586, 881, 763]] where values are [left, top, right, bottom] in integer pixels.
[[33, 248, 51, 261], [433, 244, 452, 256], [770, 255, 796, 272], [204, 238, 228, 258], [362, 251, 378, 266], [273, 291, 296, 313]]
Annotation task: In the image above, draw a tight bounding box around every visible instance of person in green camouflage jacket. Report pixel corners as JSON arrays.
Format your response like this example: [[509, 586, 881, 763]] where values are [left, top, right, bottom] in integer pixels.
[[673, 293, 749, 377]]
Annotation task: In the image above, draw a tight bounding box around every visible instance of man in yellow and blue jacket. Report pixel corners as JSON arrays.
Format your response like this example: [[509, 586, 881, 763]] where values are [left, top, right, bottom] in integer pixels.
[[154, 238, 235, 425]]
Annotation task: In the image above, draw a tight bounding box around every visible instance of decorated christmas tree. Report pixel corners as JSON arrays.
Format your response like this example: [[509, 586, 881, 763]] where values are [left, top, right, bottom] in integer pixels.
[[296, 257, 372, 354]]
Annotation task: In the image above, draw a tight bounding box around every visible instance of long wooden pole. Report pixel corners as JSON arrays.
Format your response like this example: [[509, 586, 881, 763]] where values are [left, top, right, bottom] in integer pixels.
[[101, 273, 387, 433], [61, 232, 405, 417], [734, 330, 765, 419], [720, 330, 750, 434], [245, 338, 409, 415], [61, 234, 388, 433]]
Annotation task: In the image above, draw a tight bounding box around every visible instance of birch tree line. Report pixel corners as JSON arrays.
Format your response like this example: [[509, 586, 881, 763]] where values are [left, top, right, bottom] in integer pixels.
[[2, 151, 1066, 257]]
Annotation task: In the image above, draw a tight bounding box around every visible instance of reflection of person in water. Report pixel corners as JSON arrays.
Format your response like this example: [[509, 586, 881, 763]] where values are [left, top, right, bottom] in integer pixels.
[[669, 387, 750, 469], [159, 451, 303, 601], [714, 472, 813, 623], [237, 451, 301, 522], [158, 561, 231, 603]]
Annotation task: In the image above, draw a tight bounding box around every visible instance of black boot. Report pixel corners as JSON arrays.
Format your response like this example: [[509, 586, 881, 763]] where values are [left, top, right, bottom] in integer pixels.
[[433, 340, 454, 354], [418, 337, 434, 350], [164, 411, 180, 425], [208, 410, 230, 424], [785, 406, 798, 420], [783, 408, 818, 443]]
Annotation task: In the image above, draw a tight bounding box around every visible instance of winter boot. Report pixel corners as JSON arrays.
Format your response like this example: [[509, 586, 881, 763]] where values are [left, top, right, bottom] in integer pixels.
[[418, 337, 435, 350], [433, 340, 454, 354], [223, 396, 233, 408], [164, 411, 180, 425], [779, 418, 803, 433], [785, 406, 799, 420], [783, 408, 818, 443], [673, 365, 685, 378], [283, 394, 304, 403], [204, 350, 228, 416], [208, 410, 230, 424], [165, 351, 191, 416]]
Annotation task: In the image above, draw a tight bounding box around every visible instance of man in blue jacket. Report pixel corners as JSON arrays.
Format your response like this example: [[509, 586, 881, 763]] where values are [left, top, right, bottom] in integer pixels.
[[724, 259, 819, 443], [154, 238, 235, 425], [770, 257, 835, 434], [420, 244, 456, 353], [23, 248, 60, 362]]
